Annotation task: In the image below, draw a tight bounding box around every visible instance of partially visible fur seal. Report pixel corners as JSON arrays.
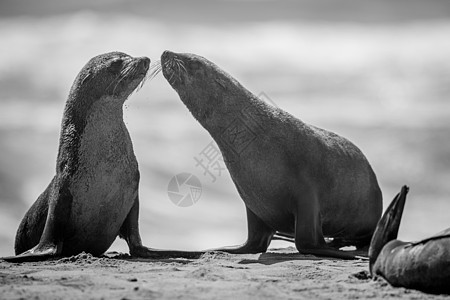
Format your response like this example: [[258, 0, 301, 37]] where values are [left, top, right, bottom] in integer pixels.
[[161, 51, 382, 259], [2, 52, 199, 262], [369, 186, 450, 294]]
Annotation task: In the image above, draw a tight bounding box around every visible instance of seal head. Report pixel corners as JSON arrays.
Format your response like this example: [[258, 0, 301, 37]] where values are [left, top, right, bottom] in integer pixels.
[[161, 51, 252, 128]]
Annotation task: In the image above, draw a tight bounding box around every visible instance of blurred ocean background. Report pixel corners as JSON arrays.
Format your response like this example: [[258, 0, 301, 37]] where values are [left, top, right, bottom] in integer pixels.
[[1, 0, 450, 256]]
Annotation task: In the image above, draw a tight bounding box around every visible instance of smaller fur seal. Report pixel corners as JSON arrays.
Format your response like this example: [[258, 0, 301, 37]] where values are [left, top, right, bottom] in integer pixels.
[[2, 52, 200, 262], [369, 186, 450, 294], [161, 50, 383, 259]]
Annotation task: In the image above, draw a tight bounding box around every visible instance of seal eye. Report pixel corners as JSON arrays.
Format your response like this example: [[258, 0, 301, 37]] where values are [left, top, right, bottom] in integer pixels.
[[109, 59, 123, 73]]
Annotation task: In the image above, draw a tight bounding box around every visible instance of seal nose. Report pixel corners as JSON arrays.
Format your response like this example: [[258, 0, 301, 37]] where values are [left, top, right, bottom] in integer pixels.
[[162, 50, 175, 62], [140, 57, 150, 70]]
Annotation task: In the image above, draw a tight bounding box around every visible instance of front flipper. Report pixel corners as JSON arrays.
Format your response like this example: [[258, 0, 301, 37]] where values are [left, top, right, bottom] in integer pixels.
[[296, 247, 367, 260], [294, 191, 364, 260], [128, 246, 204, 260], [208, 207, 275, 254], [119, 195, 204, 259]]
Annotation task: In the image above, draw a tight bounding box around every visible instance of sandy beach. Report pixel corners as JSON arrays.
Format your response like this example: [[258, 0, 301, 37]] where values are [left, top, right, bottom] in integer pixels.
[[2, 248, 448, 299]]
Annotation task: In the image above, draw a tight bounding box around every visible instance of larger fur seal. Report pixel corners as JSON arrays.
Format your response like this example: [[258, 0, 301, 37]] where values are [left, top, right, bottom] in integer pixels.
[[161, 51, 382, 259], [2, 52, 194, 262], [369, 186, 450, 294]]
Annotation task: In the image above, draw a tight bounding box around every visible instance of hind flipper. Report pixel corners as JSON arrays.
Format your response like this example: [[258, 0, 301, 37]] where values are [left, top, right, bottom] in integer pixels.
[[369, 185, 409, 273], [296, 247, 368, 260], [207, 206, 275, 254], [294, 188, 367, 260], [119, 194, 204, 259], [7, 176, 73, 263], [2, 244, 59, 262]]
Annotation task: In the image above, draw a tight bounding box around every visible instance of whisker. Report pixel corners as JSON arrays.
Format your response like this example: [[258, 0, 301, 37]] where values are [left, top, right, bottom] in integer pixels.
[[173, 57, 185, 66], [175, 60, 182, 82], [150, 59, 161, 69], [106, 77, 117, 92], [131, 63, 146, 93], [169, 59, 177, 70], [112, 74, 127, 95], [173, 58, 187, 83], [149, 66, 163, 81], [136, 65, 154, 91], [163, 59, 172, 69], [130, 62, 150, 94], [159, 58, 184, 84], [149, 62, 162, 76], [138, 60, 163, 83], [112, 65, 134, 95], [106, 70, 125, 94], [178, 60, 187, 74], [168, 67, 176, 83], [137, 74, 149, 92], [104, 64, 133, 93]]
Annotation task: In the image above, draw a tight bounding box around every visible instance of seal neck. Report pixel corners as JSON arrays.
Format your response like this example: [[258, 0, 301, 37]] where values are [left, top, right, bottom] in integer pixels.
[[56, 95, 126, 175], [83, 96, 125, 129], [201, 89, 270, 133]]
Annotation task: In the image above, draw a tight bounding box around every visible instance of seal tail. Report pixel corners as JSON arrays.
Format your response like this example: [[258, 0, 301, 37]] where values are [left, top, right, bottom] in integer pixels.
[[368, 185, 409, 274]]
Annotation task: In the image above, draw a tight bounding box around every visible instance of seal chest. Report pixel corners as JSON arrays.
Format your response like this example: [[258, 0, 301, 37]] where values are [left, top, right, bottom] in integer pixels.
[[161, 50, 382, 259], [68, 96, 139, 254]]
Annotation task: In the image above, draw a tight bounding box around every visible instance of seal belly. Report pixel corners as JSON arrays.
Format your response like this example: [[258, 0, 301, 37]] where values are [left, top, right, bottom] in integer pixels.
[[66, 172, 138, 255], [226, 143, 296, 233]]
